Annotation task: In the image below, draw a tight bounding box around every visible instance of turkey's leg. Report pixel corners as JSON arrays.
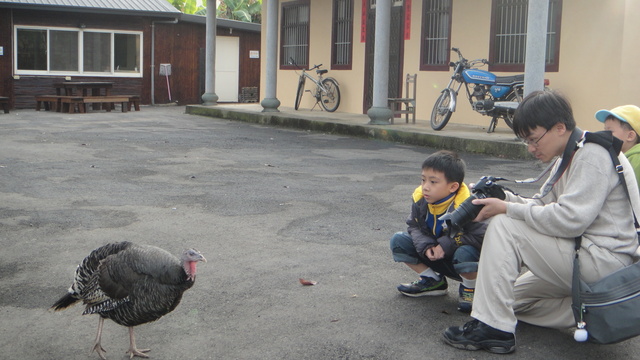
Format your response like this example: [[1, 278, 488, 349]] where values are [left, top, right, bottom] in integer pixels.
[[126, 326, 150, 359], [91, 317, 107, 360]]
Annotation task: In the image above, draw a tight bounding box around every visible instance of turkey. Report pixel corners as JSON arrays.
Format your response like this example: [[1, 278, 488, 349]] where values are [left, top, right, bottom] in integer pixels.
[[51, 241, 206, 359]]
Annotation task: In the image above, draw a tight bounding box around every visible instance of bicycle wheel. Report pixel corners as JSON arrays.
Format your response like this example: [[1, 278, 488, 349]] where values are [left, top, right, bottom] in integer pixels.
[[430, 90, 453, 131], [294, 76, 306, 110], [319, 78, 340, 112]]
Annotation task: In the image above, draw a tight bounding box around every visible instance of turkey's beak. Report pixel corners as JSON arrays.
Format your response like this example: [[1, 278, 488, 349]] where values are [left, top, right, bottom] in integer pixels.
[[198, 254, 207, 263]]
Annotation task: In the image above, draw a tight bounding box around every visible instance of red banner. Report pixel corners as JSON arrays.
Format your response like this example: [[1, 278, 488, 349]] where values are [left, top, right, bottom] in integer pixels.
[[404, 0, 412, 40]]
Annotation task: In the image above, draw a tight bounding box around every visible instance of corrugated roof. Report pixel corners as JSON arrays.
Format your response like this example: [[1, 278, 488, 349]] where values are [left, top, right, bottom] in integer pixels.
[[180, 14, 261, 33], [0, 0, 181, 15]]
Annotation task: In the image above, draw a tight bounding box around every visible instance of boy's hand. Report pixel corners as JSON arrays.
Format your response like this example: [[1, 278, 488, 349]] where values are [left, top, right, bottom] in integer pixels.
[[472, 197, 507, 222], [425, 245, 445, 261]]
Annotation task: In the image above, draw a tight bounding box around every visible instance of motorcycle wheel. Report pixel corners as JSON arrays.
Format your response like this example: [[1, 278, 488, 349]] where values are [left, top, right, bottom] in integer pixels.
[[502, 89, 523, 129], [430, 91, 453, 131]]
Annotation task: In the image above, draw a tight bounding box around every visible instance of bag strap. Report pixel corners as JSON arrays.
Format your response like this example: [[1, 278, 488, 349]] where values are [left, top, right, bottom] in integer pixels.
[[583, 131, 640, 228], [572, 236, 583, 324], [537, 128, 583, 199], [572, 130, 639, 326]]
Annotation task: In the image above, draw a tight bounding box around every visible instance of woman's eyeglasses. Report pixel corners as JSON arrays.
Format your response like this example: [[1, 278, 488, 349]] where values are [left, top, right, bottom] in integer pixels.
[[521, 129, 549, 147]]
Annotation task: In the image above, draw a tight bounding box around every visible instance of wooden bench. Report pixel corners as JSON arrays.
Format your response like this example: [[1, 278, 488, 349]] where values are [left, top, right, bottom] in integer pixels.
[[0, 96, 9, 113], [124, 95, 141, 111], [82, 96, 131, 112], [36, 95, 62, 111], [36, 95, 137, 113], [37, 95, 85, 112], [59, 96, 86, 113]]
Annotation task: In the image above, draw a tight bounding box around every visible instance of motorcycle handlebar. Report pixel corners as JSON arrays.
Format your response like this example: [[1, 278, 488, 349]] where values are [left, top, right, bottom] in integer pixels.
[[451, 48, 492, 67]]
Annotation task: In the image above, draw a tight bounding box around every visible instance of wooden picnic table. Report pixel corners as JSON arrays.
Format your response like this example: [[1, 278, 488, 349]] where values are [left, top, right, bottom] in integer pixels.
[[54, 81, 113, 97], [37, 81, 138, 113]]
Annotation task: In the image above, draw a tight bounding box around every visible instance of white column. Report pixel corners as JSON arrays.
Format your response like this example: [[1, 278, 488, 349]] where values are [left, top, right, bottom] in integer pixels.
[[524, 0, 549, 97], [261, 0, 281, 112], [367, 0, 393, 124], [201, 0, 219, 105]]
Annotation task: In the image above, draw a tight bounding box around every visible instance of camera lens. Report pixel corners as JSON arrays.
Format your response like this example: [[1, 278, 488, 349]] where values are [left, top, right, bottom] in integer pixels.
[[441, 195, 483, 230]]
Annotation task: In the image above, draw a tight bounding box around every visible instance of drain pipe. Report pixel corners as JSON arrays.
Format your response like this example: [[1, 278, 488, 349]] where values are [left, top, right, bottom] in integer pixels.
[[151, 18, 179, 105]]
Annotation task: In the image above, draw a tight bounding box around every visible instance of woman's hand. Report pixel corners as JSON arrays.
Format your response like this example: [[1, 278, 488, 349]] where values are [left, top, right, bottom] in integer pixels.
[[472, 197, 507, 222]]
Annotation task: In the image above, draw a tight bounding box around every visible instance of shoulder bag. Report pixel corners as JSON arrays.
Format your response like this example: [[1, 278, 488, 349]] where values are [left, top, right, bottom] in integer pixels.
[[571, 131, 640, 344]]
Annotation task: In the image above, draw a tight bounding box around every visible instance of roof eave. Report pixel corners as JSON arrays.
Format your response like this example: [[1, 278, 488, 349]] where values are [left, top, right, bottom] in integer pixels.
[[0, 3, 181, 18], [179, 13, 261, 33]]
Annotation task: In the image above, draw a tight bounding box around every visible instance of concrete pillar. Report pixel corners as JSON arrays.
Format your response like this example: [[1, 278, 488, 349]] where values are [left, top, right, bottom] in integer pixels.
[[524, 0, 549, 97], [366, 0, 393, 125], [201, 0, 219, 105], [261, 0, 281, 112]]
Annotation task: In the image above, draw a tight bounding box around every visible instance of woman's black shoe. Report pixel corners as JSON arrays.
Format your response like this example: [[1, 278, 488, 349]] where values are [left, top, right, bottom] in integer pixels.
[[443, 319, 516, 354]]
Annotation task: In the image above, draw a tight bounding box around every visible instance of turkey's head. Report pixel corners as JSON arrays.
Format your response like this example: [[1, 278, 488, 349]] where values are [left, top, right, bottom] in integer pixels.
[[181, 248, 206, 281]]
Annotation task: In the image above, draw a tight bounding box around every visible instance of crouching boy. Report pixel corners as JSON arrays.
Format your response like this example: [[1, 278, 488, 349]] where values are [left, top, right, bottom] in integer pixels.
[[390, 150, 486, 312]]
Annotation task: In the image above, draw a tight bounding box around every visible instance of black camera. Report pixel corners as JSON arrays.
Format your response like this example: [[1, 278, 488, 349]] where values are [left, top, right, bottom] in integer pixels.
[[441, 176, 506, 230]]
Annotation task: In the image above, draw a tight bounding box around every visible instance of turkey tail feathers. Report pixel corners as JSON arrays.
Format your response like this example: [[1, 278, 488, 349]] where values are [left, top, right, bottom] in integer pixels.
[[51, 292, 79, 311]]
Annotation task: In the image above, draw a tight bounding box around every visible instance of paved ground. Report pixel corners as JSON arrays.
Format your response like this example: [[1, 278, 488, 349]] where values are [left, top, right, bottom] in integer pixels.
[[1, 106, 639, 360]]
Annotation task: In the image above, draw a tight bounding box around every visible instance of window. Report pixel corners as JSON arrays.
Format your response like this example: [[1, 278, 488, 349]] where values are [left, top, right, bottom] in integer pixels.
[[15, 26, 142, 77], [489, 0, 562, 72], [51, 30, 78, 71], [280, 0, 310, 69], [16, 29, 46, 71], [331, 0, 353, 69], [83, 32, 111, 72], [420, 0, 452, 71]]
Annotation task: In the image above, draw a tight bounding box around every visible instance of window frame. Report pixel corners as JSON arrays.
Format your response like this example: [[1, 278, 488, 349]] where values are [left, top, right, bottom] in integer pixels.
[[331, 0, 354, 70], [419, 0, 453, 71], [280, 0, 310, 70], [488, 0, 562, 73], [14, 25, 143, 77]]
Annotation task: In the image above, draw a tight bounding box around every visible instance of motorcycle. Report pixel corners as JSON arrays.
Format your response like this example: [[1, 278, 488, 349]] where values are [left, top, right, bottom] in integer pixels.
[[430, 47, 538, 133]]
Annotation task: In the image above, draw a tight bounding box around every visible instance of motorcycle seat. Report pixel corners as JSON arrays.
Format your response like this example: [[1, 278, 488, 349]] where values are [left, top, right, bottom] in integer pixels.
[[495, 74, 524, 85]]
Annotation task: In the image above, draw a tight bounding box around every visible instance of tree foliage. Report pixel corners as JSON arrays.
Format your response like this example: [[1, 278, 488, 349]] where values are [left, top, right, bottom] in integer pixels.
[[170, 0, 262, 23], [170, 0, 205, 15], [217, 0, 262, 23]]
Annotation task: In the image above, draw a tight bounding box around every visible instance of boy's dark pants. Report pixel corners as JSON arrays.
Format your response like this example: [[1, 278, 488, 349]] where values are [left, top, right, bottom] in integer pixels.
[[390, 231, 480, 281]]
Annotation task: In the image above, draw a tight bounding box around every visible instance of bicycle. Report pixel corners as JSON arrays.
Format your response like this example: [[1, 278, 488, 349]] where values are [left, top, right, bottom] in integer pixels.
[[289, 58, 341, 112]]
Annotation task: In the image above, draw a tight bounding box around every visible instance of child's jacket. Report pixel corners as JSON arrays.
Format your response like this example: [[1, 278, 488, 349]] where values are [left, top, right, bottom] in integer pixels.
[[406, 183, 487, 258]]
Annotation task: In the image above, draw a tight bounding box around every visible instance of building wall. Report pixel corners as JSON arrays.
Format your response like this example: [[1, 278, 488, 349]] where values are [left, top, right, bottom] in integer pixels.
[[0, 9, 261, 108], [155, 22, 261, 105], [262, 0, 640, 132], [3, 10, 150, 108]]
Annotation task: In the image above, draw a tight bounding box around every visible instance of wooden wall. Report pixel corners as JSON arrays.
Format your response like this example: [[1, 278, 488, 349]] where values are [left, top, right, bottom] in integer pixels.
[[154, 22, 261, 105], [0, 9, 261, 109]]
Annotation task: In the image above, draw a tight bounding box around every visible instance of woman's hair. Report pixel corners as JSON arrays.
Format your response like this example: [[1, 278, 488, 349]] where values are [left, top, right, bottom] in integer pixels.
[[422, 150, 465, 184], [513, 90, 576, 139]]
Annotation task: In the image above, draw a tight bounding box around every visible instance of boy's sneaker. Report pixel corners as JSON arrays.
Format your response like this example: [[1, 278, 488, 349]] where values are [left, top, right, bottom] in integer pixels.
[[457, 284, 474, 313], [443, 319, 516, 354], [397, 276, 448, 297]]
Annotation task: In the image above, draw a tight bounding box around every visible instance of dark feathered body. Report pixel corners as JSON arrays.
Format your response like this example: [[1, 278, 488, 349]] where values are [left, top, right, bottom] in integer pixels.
[[52, 241, 195, 327]]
